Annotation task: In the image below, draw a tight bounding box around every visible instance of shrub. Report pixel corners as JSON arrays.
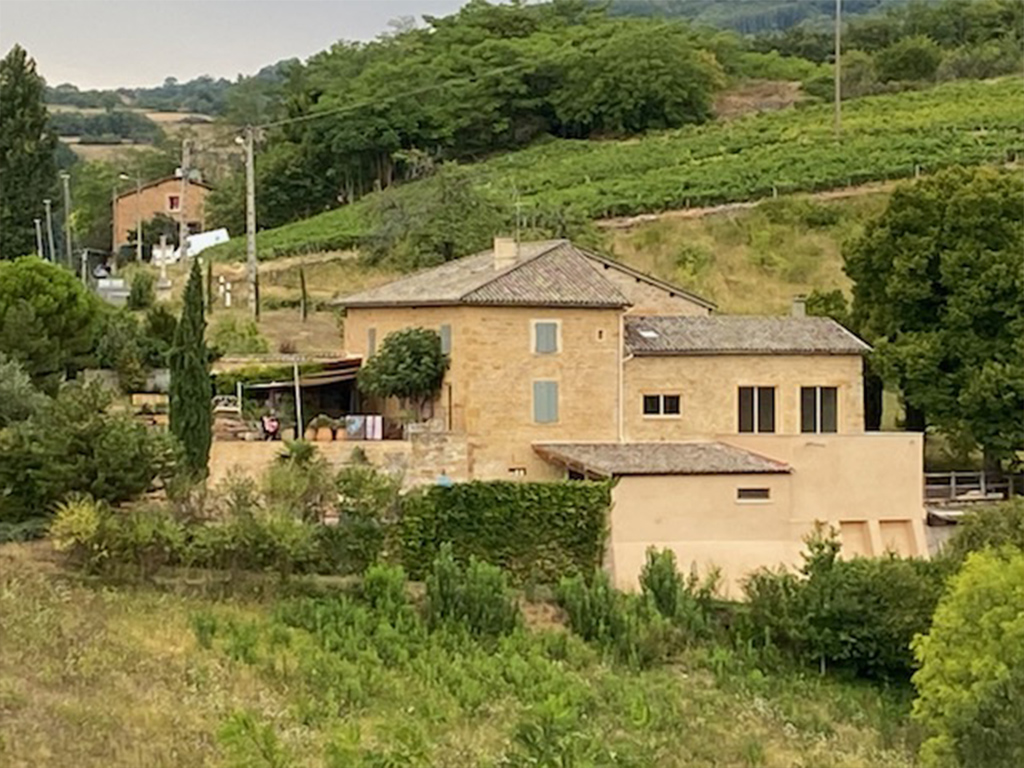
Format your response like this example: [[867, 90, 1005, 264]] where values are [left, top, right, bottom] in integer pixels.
[[263, 440, 333, 522], [424, 543, 520, 637], [943, 499, 1024, 567], [127, 270, 155, 310], [323, 464, 401, 573], [399, 480, 610, 583], [557, 570, 678, 668], [742, 526, 946, 680], [912, 550, 1024, 768], [0, 351, 46, 428], [361, 563, 409, 621], [638, 547, 719, 640], [208, 315, 270, 355], [0, 381, 180, 523]]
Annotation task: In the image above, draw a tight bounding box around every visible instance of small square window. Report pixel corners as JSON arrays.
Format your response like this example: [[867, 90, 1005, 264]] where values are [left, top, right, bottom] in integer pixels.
[[168, 195, 181, 211], [642, 394, 681, 417]]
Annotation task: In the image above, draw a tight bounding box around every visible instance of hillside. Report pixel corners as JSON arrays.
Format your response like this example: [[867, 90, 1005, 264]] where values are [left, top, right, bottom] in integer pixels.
[[206, 76, 1023, 263], [0, 541, 920, 768]]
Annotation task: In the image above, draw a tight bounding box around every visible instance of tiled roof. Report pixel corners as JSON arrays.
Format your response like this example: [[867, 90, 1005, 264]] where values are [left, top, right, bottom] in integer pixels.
[[624, 315, 870, 355], [335, 240, 629, 308], [534, 442, 792, 477]]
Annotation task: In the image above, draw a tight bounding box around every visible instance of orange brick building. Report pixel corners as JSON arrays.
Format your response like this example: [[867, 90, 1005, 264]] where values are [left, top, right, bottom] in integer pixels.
[[112, 176, 211, 250]]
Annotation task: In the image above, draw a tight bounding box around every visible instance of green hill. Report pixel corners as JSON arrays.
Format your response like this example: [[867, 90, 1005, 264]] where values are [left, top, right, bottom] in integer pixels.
[[207, 77, 1023, 264]]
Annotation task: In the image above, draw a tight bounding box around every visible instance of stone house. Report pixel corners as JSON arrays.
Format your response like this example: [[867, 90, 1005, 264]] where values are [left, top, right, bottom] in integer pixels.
[[335, 238, 927, 592], [112, 175, 211, 250]]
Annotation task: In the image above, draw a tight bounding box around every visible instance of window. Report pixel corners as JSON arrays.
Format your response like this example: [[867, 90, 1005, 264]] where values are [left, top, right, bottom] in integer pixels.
[[439, 324, 452, 355], [737, 488, 771, 501], [801, 386, 838, 433], [533, 320, 560, 354], [739, 386, 775, 433], [367, 328, 377, 356], [642, 394, 680, 416], [167, 195, 181, 211], [533, 380, 559, 424]]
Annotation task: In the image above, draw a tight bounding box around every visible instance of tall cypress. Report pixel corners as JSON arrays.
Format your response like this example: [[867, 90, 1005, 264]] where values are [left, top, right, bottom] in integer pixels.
[[169, 258, 211, 476], [0, 45, 58, 260]]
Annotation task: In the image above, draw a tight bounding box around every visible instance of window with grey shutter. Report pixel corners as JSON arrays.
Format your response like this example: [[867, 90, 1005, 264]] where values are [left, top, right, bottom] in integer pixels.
[[534, 322, 558, 354], [533, 381, 559, 423], [439, 324, 451, 355], [367, 328, 377, 356]]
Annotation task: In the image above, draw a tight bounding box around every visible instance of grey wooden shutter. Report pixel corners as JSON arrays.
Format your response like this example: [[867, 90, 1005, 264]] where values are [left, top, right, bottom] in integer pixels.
[[533, 381, 558, 423], [535, 322, 558, 354], [440, 324, 452, 355]]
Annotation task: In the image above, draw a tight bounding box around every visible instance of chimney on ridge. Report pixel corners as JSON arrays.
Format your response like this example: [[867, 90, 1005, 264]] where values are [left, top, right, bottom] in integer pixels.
[[493, 236, 519, 271], [791, 295, 807, 317]]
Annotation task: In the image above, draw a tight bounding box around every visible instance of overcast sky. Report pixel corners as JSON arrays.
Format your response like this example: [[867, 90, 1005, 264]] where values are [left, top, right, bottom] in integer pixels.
[[0, 0, 470, 89]]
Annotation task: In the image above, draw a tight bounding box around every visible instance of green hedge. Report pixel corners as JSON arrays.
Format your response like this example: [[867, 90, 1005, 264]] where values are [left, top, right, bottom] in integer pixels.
[[399, 480, 611, 583]]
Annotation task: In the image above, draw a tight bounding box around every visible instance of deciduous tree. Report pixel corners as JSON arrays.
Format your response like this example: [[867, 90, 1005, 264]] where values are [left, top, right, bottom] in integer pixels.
[[357, 328, 449, 421]]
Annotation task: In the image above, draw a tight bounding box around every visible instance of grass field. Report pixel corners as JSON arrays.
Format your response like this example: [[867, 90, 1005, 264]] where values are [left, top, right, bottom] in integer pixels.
[[0, 541, 922, 768]]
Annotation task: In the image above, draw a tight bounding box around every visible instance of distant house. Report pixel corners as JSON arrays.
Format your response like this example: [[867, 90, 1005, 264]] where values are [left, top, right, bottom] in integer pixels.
[[334, 238, 928, 592], [112, 175, 211, 251]]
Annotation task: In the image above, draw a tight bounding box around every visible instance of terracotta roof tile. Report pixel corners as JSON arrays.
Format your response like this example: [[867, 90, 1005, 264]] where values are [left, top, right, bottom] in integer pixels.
[[624, 315, 870, 355]]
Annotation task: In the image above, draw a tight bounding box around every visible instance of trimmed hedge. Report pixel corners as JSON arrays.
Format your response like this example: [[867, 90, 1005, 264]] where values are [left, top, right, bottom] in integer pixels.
[[399, 480, 611, 583]]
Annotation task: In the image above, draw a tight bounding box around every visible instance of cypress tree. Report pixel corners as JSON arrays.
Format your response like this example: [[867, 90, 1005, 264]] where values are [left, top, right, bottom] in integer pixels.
[[169, 258, 211, 476], [0, 45, 58, 259]]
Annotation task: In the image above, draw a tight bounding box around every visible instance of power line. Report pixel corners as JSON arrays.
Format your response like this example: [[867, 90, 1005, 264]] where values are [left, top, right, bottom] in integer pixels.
[[254, 62, 530, 130]]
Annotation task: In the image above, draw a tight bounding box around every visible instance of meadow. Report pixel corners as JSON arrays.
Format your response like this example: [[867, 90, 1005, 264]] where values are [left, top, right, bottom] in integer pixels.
[[0, 541, 920, 768]]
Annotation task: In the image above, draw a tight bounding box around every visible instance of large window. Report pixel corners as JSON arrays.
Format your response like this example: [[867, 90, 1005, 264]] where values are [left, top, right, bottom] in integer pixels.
[[532, 320, 560, 354], [642, 394, 681, 417], [738, 386, 775, 433], [801, 386, 838, 433], [533, 380, 559, 424]]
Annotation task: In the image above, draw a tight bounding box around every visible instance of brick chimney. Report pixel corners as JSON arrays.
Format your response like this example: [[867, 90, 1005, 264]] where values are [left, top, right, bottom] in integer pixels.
[[493, 236, 518, 271], [791, 295, 807, 317]]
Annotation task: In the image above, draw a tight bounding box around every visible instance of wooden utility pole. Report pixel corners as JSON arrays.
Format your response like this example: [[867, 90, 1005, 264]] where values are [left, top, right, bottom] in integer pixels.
[[244, 126, 258, 319], [834, 0, 842, 140], [60, 172, 74, 273]]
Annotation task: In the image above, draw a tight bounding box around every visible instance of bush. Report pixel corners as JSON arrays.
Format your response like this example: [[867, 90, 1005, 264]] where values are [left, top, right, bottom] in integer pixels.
[[324, 464, 401, 573], [127, 270, 155, 310], [208, 315, 269, 355], [424, 543, 520, 637], [262, 440, 333, 522], [912, 550, 1024, 768], [638, 547, 719, 640], [943, 499, 1024, 567], [399, 480, 610, 583], [0, 351, 46, 428], [361, 563, 409, 621], [557, 569, 679, 668], [742, 527, 946, 680], [0, 381, 180, 523]]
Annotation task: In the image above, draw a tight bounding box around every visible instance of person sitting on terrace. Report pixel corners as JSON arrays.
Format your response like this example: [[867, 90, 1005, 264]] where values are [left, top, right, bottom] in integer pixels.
[[261, 412, 280, 441]]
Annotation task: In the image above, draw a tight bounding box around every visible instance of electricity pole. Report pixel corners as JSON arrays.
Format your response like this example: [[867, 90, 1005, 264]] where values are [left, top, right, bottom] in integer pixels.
[[43, 198, 56, 264], [834, 0, 842, 140], [243, 125, 258, 319], [60, 172, 74, 274], [178, 138, 191, 264], [33, 218, 44, 257]]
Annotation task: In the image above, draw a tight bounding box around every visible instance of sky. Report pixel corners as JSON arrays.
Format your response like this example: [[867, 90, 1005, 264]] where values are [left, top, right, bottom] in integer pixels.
[[0, 0, 469, 89]]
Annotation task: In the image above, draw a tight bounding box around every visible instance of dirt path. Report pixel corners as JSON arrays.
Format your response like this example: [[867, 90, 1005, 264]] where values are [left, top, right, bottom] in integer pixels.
[[596, 179, 901, 230]]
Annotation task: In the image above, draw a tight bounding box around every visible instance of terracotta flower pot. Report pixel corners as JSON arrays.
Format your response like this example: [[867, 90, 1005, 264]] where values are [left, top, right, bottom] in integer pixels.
[[304, 427, 317, 441], [316, 427, 334, 442]]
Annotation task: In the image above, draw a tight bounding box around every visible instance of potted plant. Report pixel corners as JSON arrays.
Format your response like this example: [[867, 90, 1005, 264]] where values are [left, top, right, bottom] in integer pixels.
[[303, 419, 318, 441], [331, 416, 347, 442], [309, 414, 334, 442]]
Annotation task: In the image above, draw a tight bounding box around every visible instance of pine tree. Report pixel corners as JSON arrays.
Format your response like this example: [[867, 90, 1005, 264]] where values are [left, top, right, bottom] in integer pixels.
[[169, 258, 211, 477], [0, 45, 58, 260]]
